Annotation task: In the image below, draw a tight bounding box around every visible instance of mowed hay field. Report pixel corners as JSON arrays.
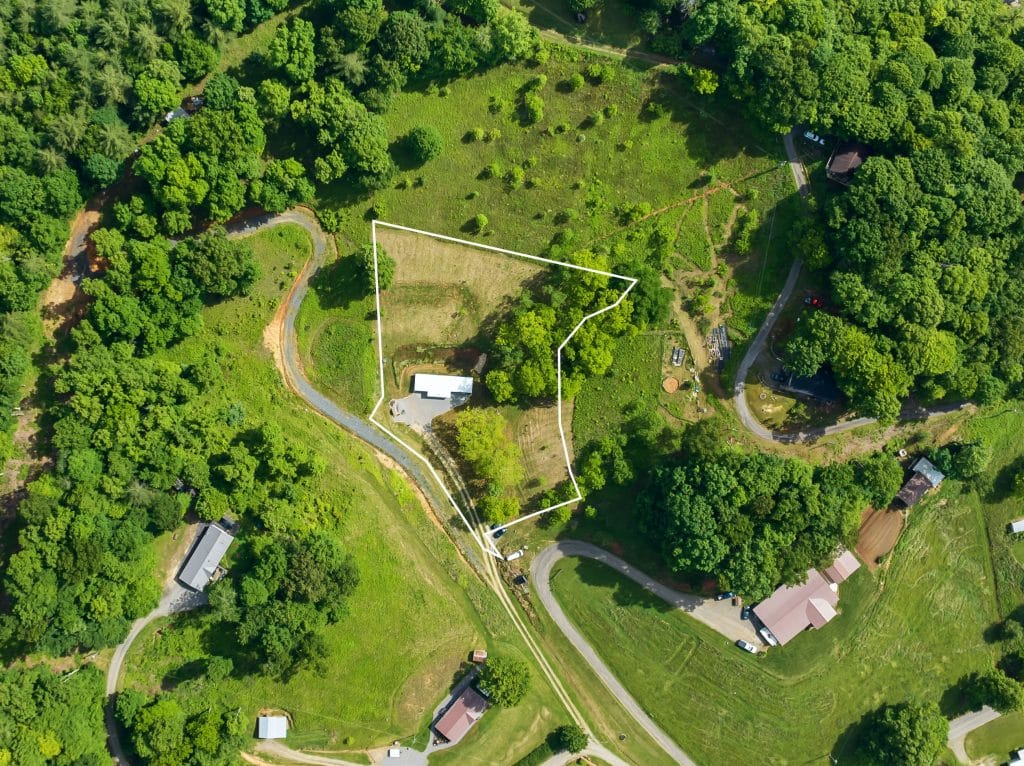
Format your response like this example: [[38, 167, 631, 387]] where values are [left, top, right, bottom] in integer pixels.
[[503, 401, 573, 506], [125, 225, 569, 756], [547, 478, 1000, 765], [376, 225, 548, 355]]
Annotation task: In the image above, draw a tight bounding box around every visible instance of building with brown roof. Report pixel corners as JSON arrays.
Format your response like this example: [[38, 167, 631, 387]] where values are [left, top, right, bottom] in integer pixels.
[[826, 142, 872, 185], [433, 687, 489, 743], [753, 551, 862, 646], [896, 456, 945, 507]]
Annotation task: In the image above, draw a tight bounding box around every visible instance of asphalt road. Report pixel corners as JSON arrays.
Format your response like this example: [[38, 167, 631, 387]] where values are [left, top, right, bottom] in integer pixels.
[[946, 705, 1001, 763], [732, 129, 881, 444], [532, 541, 698, 766], [233, 211, 636, 766], [225, 211, 462, 535]]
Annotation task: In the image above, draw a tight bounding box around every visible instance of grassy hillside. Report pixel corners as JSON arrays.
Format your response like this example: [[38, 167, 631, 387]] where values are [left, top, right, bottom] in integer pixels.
[[548, 473, 1001, 764], [122, 225, 569, 759]]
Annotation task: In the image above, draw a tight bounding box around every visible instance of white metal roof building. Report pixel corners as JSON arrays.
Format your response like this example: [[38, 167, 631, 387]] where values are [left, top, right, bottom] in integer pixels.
[[412, 374, 473, 401], [257, 716, 288, 739], [911, 456, 945, 488], [177, 523, 234, 592], [1009, 518, 1024, 534]]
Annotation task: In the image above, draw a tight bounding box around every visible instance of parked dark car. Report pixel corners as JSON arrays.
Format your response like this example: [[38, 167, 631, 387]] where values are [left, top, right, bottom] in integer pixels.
[[715, 591, 735, 601], [740, 605, 752, 620], [492, 527, 506, 539], [513, 574, 528, 586]]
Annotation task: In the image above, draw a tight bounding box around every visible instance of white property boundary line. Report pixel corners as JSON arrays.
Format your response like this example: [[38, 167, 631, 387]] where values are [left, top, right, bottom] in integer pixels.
[[367, 220, 638, 559]]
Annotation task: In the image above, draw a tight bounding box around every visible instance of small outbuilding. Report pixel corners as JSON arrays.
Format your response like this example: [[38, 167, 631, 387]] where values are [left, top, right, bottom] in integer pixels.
[[177, 522, 234, 592], [471, 649, 488, 663], [164, 107, 189, 124], [826, 142, 872, 185], [911, 457, 945, 487], [1009, 748, 1024, 766], [896, 457, 945, 508], [1009, 518, 1024, 534], [257, 715, 288, 739], [412, 374, 473, 403], [433, 687, 489, 743], [824, 550, 860, 584], [387, 747, 402, 758]]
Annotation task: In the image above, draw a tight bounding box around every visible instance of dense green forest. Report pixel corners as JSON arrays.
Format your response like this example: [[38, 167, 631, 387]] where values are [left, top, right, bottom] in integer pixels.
[[636, 423, 902, 598], [0, 0, 553, 761], [3, 0, 1024, 760], [644, 0, 1024, 421], [0, 665, 108, 765]]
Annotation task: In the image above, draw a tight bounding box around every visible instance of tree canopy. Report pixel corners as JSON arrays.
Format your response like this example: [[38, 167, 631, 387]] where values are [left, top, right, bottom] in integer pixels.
[[478, 655, 531, 707], [861, 701, 948, 766], [639, 425, 895, 599]]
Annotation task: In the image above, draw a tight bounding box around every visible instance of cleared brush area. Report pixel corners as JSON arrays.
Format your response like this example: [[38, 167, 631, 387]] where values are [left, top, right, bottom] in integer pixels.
[[503, 401, 573, 506]]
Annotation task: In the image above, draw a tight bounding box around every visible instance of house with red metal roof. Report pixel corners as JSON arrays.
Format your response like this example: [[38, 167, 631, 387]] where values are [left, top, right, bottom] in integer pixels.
[[753, 550, 862, 646]]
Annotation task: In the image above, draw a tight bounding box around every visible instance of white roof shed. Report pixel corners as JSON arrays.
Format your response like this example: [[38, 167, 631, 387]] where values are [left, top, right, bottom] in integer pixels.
[[257, 715, 288, 739], [1009, 518, 1024, 534], [177, 523, 234, 592], [412, 374, 473, 400]]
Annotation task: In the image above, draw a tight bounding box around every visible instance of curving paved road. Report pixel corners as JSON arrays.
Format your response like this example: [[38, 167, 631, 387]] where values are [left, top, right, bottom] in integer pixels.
[[105, 524, 206, 764], [532, 541, 698, 766], [226, 211, 463, 548], [231, 211, 637, 766], [782, 129, 811, 198]]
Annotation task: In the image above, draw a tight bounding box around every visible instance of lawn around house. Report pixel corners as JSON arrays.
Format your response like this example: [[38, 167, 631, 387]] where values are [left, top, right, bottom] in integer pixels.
[[546, 477, 1000, 765], [122, 225, 570, 759], [965, 710, 1024, 762]]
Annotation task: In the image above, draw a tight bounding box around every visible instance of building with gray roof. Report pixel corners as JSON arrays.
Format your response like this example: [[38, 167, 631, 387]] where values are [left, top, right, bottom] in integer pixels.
[[177, 522, 234, 592]]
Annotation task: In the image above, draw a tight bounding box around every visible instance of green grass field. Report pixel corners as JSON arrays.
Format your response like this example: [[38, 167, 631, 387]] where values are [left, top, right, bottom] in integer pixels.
[[320, 48, 790, 257], [963, 406, 1024, 614], [547, 476, 1000, 765], [965, 710, 1024, 762], [674, 201, 712, 270], [294, 243, 379, 416], [707, 187, 738, 247], [123, 225, 571, 760], [571, 333, 663, 453]]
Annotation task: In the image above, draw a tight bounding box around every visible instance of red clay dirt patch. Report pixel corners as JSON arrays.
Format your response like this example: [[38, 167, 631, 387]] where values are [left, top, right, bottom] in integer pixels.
[[856, 506, 904, 570]]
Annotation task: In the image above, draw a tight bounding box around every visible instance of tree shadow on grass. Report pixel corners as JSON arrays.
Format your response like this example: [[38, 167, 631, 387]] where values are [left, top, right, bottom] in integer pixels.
[[307, 256, 369, 312], [571, 558, 674, 614], [939, 675, 976, 718], [985, 454, 1024, 503], [161, 658, 207, 690], [830, 709, 873, 764]]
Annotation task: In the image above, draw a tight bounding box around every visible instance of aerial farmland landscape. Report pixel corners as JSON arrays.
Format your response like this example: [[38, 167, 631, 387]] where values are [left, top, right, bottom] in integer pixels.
[[2, 0, 1024, 765]]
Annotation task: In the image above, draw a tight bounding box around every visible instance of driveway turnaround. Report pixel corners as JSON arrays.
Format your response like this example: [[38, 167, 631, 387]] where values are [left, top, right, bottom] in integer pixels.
[[533, 541, 700, 766], [947, 706, 1001, 763], [105, 524, 206, 765]]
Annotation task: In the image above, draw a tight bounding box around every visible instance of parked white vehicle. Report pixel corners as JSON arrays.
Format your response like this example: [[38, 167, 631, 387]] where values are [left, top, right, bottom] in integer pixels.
[[505, 549, 525, 562], [802, 129, 826, 146], [735, 640, 757, 654], [759, 627, 780, 647]]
